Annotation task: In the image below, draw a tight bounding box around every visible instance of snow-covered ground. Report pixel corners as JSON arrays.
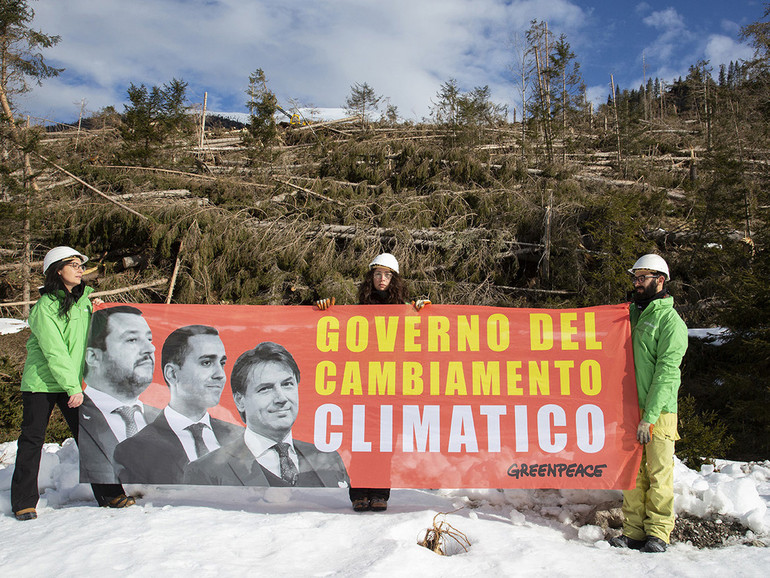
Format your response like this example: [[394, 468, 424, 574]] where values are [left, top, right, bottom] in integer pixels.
[[0, 440, 768, 577], [209, 107, 351, 126], [2, 319, 769, 576]]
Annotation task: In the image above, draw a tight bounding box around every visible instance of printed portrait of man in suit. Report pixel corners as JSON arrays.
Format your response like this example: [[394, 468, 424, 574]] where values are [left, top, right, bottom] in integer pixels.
[[80, 306, 160, 484], [184, 341, 349, 488], [113, 325, 243, 484]]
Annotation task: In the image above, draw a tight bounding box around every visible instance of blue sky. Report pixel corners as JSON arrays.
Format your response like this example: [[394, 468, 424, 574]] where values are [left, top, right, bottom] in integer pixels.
[[16, 0, 764, 124]]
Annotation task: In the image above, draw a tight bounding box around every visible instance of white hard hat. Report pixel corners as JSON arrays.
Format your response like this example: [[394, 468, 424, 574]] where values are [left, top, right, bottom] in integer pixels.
[[628, 253, 670, 281], [369, 253, 399, 274], [43, 246, 88, 274]]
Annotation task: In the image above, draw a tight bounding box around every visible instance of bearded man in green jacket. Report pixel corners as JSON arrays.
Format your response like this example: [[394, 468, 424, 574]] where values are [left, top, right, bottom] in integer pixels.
[[610, 254, 688, 553]]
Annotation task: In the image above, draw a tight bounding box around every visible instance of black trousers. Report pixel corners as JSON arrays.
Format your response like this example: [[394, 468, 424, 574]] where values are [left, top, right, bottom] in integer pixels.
[[11, 391, 125, 511], [349, 487, 391, 502]]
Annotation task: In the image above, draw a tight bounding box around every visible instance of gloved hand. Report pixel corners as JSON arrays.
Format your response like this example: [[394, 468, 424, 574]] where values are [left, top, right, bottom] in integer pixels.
[[411, 299, 432, 311], [636, 420, 654, 444], [315, 297, 335, 310]]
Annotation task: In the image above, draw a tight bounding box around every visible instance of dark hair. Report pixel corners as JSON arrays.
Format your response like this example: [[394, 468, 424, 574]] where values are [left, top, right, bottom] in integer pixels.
[[357, 268, 408, 305], [87, 305, 145, 351], [161, 325, 219, 385], [39, 259, 85, 319], [230, 342, 300, 418]]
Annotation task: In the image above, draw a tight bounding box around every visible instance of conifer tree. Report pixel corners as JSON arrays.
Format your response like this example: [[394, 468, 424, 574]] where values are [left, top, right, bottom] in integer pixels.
[[344, 82, 381, 128], [431, 79, 460, 128], [526, 20, 555, 163], [741, 2, 770, 71], [120, 78, 192, 163], [245, 68, 277, 146], [549, 34, 583, 162], [550, 34, 582, 131], [0, 0, 62, 314], [0, 0, 62, 122]]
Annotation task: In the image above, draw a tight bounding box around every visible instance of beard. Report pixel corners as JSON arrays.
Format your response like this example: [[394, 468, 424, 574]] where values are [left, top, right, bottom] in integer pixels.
[[98, 354, 154, 399], [113, 373, 152, 398], [634, 282, 659, 301]]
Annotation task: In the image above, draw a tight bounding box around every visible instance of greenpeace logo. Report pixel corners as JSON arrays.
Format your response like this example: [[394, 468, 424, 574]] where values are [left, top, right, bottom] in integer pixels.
[[507, 462, 607, 479]]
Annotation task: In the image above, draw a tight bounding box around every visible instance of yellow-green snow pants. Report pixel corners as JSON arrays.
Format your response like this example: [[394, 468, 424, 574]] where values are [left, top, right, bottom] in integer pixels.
[[621, 412, 679, 543]]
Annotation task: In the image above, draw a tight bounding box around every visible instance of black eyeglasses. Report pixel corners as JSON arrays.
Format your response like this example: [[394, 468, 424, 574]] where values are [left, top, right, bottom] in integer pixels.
[[64, 261, 86, 271], [631, 274, 658, 284]]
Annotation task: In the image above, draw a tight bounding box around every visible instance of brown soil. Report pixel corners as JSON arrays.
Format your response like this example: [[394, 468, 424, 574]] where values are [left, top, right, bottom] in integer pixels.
[[0, 327, 30, 368]]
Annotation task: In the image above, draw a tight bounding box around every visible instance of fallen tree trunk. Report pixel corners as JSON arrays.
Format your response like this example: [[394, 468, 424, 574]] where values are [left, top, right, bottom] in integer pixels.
[[100, 164, 271, 189], [111, 189, 193, 201], [100, 164, 217, 181], [35, 154, 150, 221], [270, 178, 345, 206], [0, 259, 43, 272], [0, 278, 169, 308]]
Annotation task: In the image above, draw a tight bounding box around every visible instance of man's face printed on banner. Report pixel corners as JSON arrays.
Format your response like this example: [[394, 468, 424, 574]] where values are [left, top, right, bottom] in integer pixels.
[[168, 333, 227, 411], [235, 360, 299, 442], [102, 313, 156, 396]]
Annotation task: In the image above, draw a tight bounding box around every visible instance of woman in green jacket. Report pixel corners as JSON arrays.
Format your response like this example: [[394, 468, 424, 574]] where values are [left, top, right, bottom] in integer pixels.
[[11, 247, 135, 521]]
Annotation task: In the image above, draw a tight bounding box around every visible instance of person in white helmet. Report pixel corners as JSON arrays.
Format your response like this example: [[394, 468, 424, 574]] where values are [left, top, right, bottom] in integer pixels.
[[11, 247, 136, 521], [609, 253, 688, 552], [316, 253, 429, 312], [316, 252, 429, 511]]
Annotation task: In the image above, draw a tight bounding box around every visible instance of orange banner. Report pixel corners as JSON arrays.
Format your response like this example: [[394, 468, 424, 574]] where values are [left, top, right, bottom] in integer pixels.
[[79, 303, 642, 489]]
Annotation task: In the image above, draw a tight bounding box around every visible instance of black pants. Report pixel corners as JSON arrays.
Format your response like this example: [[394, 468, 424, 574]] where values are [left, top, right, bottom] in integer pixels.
[[349, 487, 390, 502], [11, 391, 125, 512]]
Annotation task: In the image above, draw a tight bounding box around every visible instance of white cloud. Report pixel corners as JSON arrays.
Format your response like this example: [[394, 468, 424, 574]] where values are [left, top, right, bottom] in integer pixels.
[[16, 0, 595, 122], [634, 2, 652, 16], [720, 18, 743, 36], [640, 7, 693, 63], [630, 6, 757, 91], [585, 83, 611, 109], [642, 7, 686, 31], [704, 34, 754, 66]]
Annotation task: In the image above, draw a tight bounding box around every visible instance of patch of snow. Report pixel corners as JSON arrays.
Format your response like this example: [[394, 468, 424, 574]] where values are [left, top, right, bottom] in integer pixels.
[[689, 327, 731, 345], [0, 318, 27, 335], [208, 107, 352, 125]]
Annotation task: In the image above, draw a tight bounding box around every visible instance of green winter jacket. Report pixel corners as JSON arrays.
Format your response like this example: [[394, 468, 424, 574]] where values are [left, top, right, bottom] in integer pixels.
[[21, 286, 94, 396], [629, 295, 688, 424]]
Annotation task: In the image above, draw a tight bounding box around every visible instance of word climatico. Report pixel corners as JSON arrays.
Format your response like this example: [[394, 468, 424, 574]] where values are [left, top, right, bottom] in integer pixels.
[[312, 403, 606, 454]]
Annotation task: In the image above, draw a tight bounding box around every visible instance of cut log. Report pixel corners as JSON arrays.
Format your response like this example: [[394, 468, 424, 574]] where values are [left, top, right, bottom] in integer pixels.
[[1, 278, 169, 307]]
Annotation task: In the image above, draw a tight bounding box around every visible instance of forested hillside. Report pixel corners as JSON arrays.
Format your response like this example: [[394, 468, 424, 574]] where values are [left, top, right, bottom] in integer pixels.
[[2, 6, 769, 462]]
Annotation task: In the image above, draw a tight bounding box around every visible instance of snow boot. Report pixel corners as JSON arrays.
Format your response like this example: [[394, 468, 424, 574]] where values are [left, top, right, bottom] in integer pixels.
[[608, 535, 645, 549], [640, 536, 667, 552]]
